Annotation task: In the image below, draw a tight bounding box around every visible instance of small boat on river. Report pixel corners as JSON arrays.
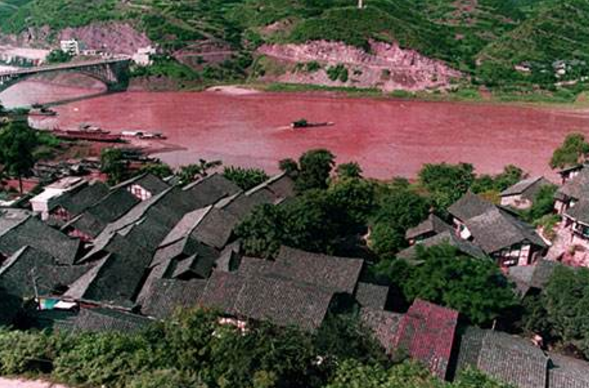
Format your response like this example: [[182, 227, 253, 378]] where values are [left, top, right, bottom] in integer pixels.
[[291, 119, 334, 129]]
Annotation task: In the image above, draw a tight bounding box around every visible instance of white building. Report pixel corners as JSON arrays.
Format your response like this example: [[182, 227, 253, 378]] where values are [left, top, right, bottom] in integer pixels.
[[132, 46, 156, 66], [60, 40, 80, 56], [30, 177, 86, 220]]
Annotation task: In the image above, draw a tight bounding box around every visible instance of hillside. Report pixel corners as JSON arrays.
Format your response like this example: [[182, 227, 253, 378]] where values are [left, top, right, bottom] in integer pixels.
[[1, 0, 588, 96]]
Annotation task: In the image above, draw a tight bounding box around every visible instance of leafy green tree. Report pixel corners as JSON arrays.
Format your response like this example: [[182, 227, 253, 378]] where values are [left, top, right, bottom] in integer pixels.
[[369, 188, 430, 257], [335, 162, 363, 180], [178, 159, 222, 185], [542, 266, 589, 358], [223, 166, 269, 190], [296, 149, 336, 192], [0, 121, 39, 193], [236, 182, 374, 258], [45, 49, 73, 64], [279, 158, 299, 178], [400, 244, 518, 325], [100, 148, 129, 185], [550, 133, 589, 169], [418, 163, 475, 209], [526, 184, 557, 221], [137, 162, 174, 179], [472, 165, 525, 194]]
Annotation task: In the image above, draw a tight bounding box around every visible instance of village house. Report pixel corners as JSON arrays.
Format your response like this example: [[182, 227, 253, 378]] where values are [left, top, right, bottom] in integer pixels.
[[403, 193, 546, 268], [112, 173, 171, 201], [448, 193, 547, 267], [554, 167, 589, 214], [30, 176, 87, 220], [500, 176, 552, 210]]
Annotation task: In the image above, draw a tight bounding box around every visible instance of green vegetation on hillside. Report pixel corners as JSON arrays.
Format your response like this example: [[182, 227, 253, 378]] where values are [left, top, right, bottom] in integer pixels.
[[4, 0, 589, 95]]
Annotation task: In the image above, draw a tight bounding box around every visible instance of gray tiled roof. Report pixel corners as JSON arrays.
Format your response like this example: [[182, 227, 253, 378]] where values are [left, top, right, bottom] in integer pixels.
[[397, 231, 487, 261], [64, 236, 153, 307], [112, 173, 170, 195], [501, 177, 547, 197], [508, 260, 561, 296], [199, 270, 334, 331], [141, 278, 208, 320], [406, 213, 453, 240], [54, 181, 109, 216], [549, 353, 589, 388], [360, 307, 403, 354], [182, 173, 241, 207], [457, 328, 549, 388], [0, 246, 92, 299], [557, 168, 589, 202], [0, 216, 80, 265], [64, 308, 153, 334], [564, 198, 589, 225], [354, 282, 390, 310], [465, 208, 546, 254], [65, 188, 140, 238], [448, 192, 496, 222]]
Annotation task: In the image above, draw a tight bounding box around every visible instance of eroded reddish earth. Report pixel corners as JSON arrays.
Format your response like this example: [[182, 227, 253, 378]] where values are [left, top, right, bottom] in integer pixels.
[[3, 80, 589, 180]]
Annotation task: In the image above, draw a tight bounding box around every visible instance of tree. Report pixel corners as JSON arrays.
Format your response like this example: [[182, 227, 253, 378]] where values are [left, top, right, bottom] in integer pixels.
[[137, 162, 174, 179], [45, 49, 73, 64], [223, 166, 269, 191], [550, 133, 589, 169], [100, 148, 129, 185], [526, 184, 557, 222], [177, 159, 222, 185], [418, 163, 475, 209], [0, 121, 39, 194], [278, 158, 299, 178], [472, 165, 525, 194], [400, 244, 518, 325], [296, 149, 336, 192], [335, 162, 363, 180], [369, 188, 430, 257], [542, 266, 589, 358]]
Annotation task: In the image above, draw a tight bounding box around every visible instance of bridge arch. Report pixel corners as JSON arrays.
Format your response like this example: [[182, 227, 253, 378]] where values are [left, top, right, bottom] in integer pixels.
[[0, 59, 131, 94]]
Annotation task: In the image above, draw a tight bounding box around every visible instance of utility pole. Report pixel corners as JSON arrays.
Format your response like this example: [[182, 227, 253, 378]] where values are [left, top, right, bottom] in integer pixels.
[[358, 0, 364, 9]]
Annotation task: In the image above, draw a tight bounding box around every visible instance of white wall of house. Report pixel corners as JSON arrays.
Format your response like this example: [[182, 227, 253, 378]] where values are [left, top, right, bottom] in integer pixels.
[[501, 194, 532, 210]]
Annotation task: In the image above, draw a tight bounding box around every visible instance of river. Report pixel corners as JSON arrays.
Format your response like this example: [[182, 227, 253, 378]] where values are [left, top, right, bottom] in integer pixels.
[[2, 80, 589, 180]]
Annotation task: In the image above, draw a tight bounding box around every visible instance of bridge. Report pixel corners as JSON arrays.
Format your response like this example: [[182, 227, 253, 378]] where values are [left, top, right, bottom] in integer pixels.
[[0, 57, 132, 93]]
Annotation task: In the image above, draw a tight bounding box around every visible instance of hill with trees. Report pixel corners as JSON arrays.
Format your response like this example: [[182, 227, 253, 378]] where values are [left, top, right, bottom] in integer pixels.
[[2, 0, 589, 97]]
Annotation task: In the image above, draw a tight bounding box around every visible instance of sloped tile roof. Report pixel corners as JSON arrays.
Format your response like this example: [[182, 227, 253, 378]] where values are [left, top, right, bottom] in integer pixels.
[[141, 278, 208, 320], [406, 213, 453, 240], [465, 209, 546, 254], [397, 231, 487, 261], [271, 246, 364, 295], [54, 181, 109, 216], [564, 198, 589, 225], [448, 192, 496, 222], [476, 331, 548, 388], [549, 353, 589, 388], [112, 173, 170, 195], [557, 168, 589, 201], [65, 308, 153, 334], [354, 282, 390, 310], [65, 188, 140, 238], [0, 216, 80, 265], [393, 299, 459, 380], [501, 177, 547, 197], [361, 307, 403, 354], [199, 270, 334, 331], [182, 173, 241, 207], [0, 246, 92, 299]]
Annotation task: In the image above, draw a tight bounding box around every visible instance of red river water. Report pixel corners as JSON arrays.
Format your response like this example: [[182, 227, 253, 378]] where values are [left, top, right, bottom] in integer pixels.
[[3, 80, 589, 180]]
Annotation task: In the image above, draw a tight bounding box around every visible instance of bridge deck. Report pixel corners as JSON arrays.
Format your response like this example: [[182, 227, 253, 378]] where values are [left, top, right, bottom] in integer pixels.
[[0, 57, 131, 76]]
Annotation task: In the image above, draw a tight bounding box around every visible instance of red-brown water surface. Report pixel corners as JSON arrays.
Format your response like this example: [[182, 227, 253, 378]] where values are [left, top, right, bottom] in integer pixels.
[[3, 80, 589, 180]]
